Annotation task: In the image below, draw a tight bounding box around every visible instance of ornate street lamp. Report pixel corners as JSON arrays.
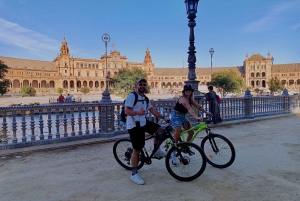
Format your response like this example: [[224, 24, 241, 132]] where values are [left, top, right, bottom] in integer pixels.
[[101, 33, 112, 103], [209, 48, 214, 80], [271, 56, 274, 78], [184, 0, 200, 94]]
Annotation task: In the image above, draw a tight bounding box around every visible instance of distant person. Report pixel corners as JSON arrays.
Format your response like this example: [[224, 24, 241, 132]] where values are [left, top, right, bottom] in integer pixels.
[[65, 93, 73, 103], [205, 86, 222, 124], [58, 94, 65, 103]]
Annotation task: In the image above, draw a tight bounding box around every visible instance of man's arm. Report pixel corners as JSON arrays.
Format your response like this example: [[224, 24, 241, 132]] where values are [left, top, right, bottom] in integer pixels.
[[125, 106, 141, 116]]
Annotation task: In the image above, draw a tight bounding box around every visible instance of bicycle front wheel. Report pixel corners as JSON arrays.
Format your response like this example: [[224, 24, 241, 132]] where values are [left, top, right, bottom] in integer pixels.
[[113, 138, 145, 170], [165, 142, 207, 181], [201, 134, 235, 168]]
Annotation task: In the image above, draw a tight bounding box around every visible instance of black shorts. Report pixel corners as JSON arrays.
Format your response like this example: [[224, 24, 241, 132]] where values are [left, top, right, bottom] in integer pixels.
[[127, 120, 160, 150]]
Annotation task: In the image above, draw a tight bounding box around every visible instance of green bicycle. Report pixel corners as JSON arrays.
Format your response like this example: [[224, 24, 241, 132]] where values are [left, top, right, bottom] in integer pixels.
[[165, 116, 236, 168]]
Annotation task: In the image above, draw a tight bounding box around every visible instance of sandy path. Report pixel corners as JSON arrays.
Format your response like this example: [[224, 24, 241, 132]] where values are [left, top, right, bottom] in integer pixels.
[[0, 115, 299, 201]]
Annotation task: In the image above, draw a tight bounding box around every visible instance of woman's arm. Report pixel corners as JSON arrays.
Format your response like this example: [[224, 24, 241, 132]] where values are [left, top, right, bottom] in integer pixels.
[[191, 99, 208, 114], [179, 97, 198, 119]]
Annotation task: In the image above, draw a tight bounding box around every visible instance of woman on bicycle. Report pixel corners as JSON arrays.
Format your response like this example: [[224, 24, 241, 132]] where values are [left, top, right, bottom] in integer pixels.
[[170, 84, 210, 165]]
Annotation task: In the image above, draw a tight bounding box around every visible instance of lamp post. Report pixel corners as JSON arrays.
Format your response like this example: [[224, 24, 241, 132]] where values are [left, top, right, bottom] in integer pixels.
[[271, 56, 274, 78], [184, 0, 200, 94], [209, 48, 214, 80], [101, 33, 112, 103]]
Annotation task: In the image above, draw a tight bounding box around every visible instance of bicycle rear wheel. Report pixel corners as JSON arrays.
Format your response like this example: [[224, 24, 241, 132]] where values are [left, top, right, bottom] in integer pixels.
[[165, 142, 206, 181], [201, 134, 235, 168], [113, 138, 145, 170]]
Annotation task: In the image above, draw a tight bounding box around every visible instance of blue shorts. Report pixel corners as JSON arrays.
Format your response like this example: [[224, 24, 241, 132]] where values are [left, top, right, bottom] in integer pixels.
[[170, 112, 189, 128]]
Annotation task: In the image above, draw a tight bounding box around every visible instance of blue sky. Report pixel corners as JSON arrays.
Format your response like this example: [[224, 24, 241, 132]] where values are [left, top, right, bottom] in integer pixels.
[[0, 0, 299, 68]]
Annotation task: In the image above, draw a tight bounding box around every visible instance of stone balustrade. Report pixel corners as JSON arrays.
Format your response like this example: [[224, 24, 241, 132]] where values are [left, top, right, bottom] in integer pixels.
[[0, 91, 299, 150]]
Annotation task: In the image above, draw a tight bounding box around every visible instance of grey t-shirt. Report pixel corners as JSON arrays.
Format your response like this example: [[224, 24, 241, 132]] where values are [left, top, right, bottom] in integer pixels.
[[124, 92, 152, 130]]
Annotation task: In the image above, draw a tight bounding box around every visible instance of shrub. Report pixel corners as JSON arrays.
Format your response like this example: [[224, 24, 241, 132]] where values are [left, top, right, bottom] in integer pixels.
[[21, 86, 36, 96]]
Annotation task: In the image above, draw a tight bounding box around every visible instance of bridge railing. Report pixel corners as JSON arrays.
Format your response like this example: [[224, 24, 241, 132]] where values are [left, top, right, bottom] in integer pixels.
[[0, 93, 299, 150]]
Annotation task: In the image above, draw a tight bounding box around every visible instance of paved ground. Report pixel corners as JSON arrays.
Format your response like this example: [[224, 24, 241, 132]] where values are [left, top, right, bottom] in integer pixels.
[[0, 114, 299, 201]]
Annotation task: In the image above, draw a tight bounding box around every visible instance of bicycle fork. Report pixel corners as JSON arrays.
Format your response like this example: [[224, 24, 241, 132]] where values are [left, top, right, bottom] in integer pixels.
[[207, 131, 219, 153]]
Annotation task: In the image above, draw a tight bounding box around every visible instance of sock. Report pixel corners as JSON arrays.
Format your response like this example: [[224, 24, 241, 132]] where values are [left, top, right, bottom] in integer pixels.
[[132, 168, 137, 175]]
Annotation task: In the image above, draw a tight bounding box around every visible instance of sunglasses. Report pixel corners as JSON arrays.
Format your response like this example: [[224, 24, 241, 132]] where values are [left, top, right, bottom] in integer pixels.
[[138, 84, 147, 87]]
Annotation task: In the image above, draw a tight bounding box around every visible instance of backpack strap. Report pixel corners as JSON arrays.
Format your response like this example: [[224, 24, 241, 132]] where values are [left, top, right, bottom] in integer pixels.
[[132, 91, 149, 107]]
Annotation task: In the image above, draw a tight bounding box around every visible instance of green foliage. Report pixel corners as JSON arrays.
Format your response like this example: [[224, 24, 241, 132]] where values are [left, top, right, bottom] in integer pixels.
[[208, 70, 244, 97], [21, 86, 36, 96], [80, 87, 90, 95], [0, 60, 10, 95], [110, 67, 149, 98], [57, 87, 63, 94], [268, 77, 284, 94]]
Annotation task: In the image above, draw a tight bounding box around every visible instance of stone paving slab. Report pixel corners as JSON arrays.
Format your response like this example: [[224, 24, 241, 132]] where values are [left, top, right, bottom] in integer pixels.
[[0, 114, 299, 201]]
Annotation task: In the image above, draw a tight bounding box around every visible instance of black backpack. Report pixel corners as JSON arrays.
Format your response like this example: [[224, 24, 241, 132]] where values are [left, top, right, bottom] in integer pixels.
[[120, 91, 149, 123]]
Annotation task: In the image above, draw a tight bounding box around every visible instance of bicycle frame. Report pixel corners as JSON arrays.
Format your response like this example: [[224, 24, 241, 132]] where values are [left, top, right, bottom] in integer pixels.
[[142, 125, 175, 163], [180, 122, 209, 142]]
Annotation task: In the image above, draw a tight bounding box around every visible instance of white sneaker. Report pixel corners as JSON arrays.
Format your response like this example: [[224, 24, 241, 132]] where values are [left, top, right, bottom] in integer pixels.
[[131, 173, 145, 185], [171, 151, 177, 167], [153, 148, 167, 158]]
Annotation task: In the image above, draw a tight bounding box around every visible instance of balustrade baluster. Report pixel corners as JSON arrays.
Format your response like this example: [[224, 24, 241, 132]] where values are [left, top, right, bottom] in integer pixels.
[[98, 106, 102, 133], [12, 111, 17, 143], [39, 109, 44, 140], [21, 110, 27, 142], [55, 108, 60, 138], [1, 113, 8, 144], [63, 108, 68, 137], [47, 108, 52, 139], [78, 107, 82, 135], [85, 107, 90, 135], [71, 107, 75, 136], [116, 105, 121, 131], [91, 106, 96, 134], [30, 109, 36, 141]]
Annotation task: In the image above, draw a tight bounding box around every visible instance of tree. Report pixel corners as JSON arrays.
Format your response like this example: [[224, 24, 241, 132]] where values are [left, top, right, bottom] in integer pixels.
[[208, 70, 244, 97], [268, 77, 284, 95], [0, 60, 10, 95], [80, 87, 90, 95], [21, 86, 36, 96], [57, 87, 63, 94], [110, 67, 149, 98]]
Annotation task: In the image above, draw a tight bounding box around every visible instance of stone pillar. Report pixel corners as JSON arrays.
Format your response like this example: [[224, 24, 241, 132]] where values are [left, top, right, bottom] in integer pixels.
[[282, 88, 290, 112], [244, 89, 253, 118]]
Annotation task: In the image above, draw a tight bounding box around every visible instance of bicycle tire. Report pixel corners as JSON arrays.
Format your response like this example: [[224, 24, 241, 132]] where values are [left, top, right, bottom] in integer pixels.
[[165, 142, 207, 181], [113, 138, 145, 170], [200, 134, 235, 168]]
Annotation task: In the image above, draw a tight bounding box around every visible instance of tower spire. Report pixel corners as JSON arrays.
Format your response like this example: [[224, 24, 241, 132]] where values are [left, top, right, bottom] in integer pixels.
[[60, 36, 70, 56]]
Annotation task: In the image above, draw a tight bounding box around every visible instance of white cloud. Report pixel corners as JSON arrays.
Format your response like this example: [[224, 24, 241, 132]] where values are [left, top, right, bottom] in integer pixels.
[[243, 0, 300, 32], [0, 18, 60, 58]]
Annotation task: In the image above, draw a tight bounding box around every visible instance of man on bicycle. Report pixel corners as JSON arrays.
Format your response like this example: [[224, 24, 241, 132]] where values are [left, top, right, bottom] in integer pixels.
[[125, 78, 170, 185]]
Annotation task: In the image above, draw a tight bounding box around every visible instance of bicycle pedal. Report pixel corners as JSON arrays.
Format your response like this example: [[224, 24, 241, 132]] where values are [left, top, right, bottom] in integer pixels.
[[153, 156, 163, 160]]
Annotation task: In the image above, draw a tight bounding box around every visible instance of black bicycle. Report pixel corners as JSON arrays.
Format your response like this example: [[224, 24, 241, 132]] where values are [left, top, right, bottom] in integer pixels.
[[113, 123, 207, 181]]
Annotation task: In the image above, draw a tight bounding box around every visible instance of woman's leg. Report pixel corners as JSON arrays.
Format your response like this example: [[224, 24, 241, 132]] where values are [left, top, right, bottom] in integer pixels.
[[183, 122, 193, 142], [174, 126, 182, 144]]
